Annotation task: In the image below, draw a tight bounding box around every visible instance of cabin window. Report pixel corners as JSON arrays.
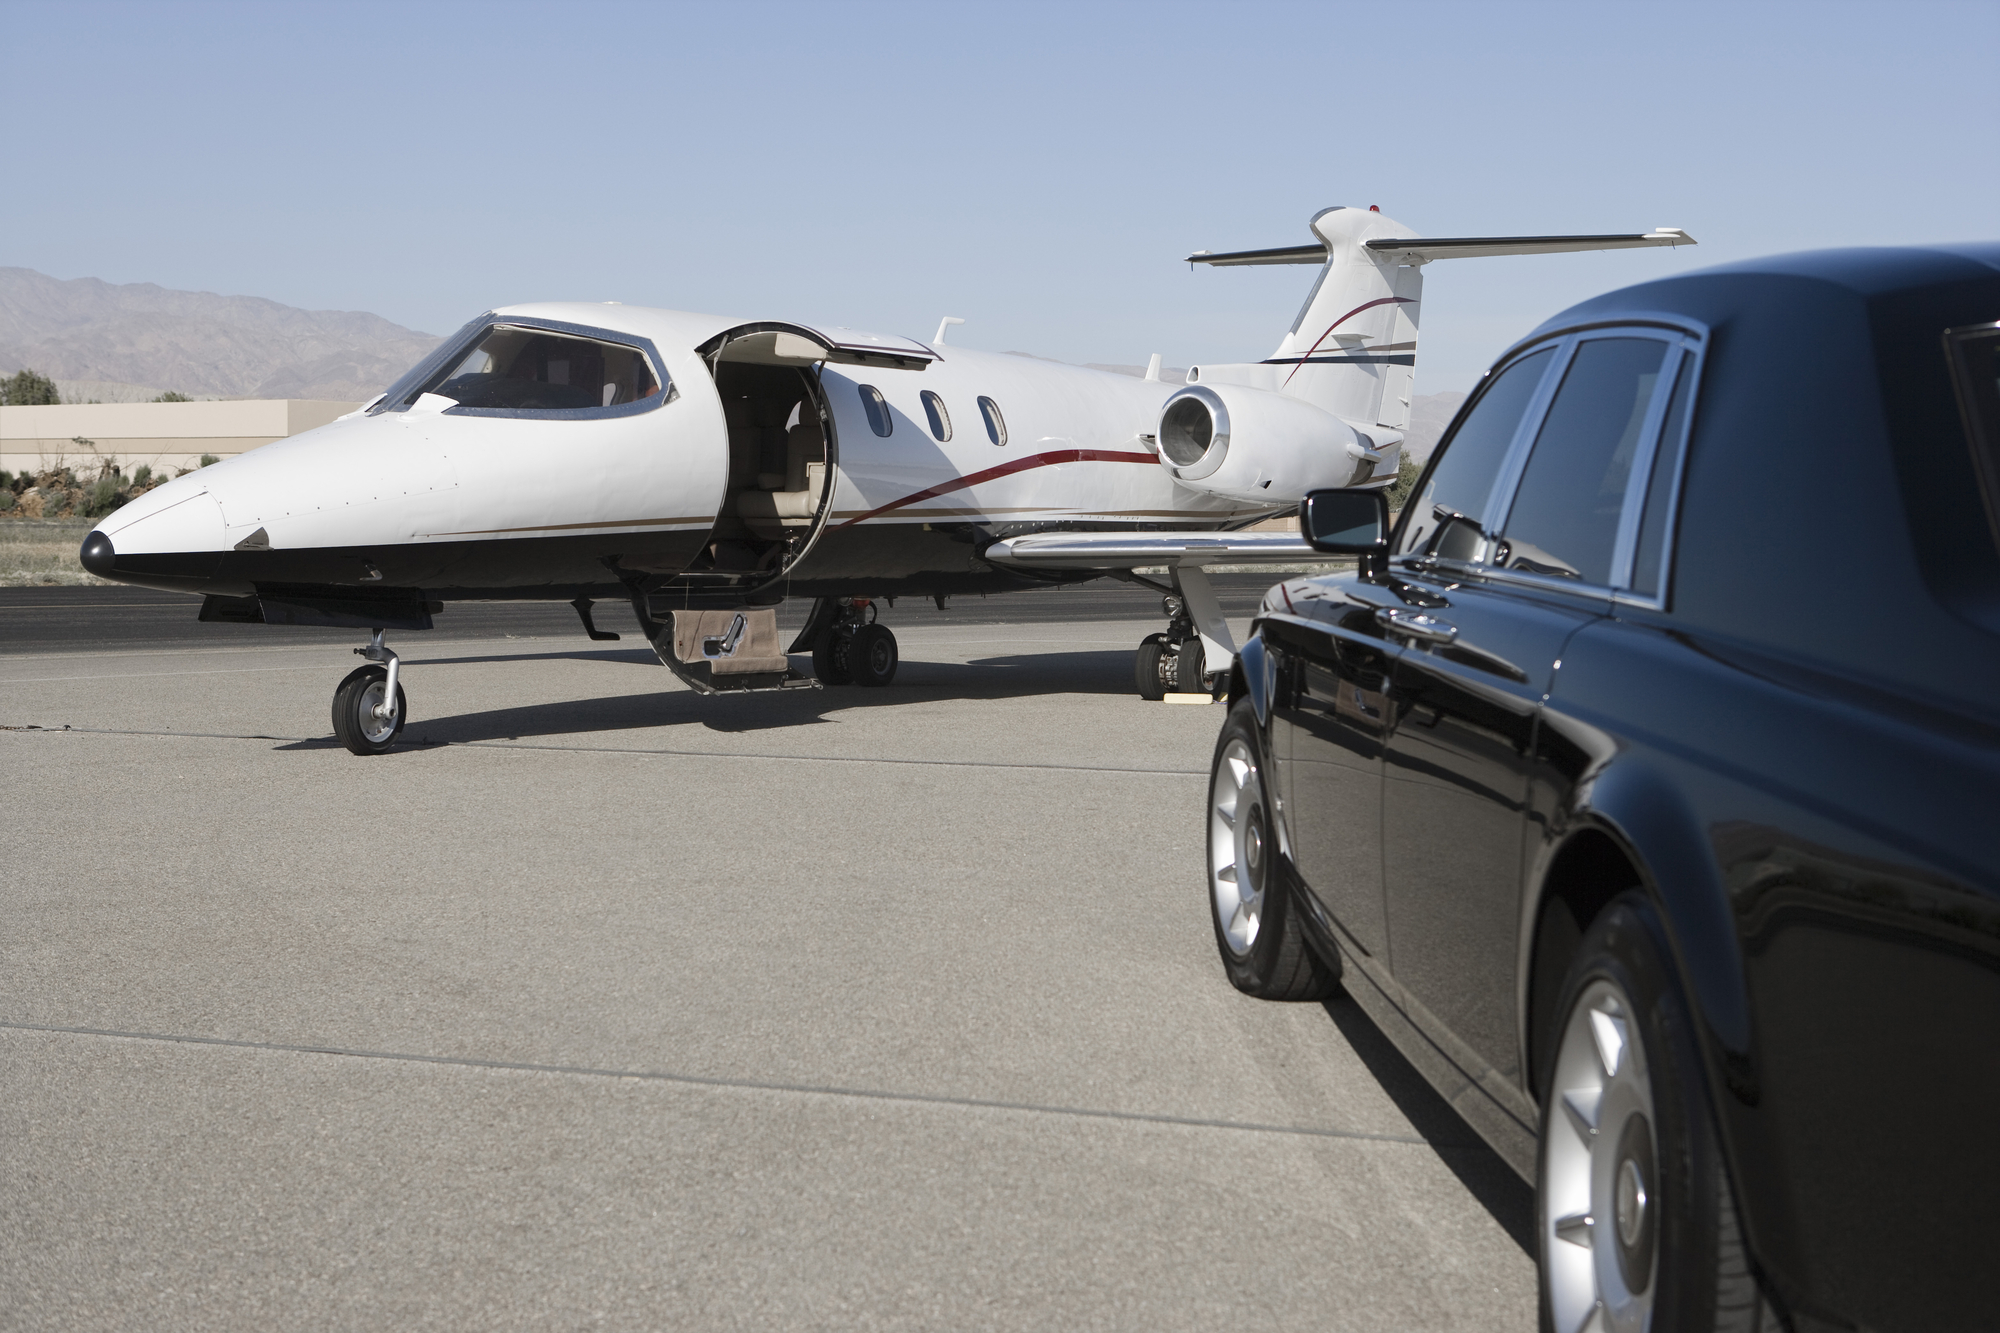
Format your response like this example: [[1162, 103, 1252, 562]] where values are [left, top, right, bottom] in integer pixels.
[[921, 390, 952, 442], [978, 396, 1008, 446], [859, 384, 893, 436], [417, 325, 661, 412]]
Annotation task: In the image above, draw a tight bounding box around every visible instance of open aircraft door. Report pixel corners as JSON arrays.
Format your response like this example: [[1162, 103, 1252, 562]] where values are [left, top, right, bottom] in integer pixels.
[[636, 321, 936, 693], [671, 321, 937, 597]]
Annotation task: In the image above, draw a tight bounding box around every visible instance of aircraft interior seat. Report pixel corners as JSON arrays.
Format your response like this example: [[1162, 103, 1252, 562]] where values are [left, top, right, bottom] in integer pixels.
[[736, 421, 826, 530]]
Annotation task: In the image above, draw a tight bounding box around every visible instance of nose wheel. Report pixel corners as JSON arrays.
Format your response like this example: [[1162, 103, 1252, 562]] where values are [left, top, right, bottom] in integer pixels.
[[332, 629, 407, 755]]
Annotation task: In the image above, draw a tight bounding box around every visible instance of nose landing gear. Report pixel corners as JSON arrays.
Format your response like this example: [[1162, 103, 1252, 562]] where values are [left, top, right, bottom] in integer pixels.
[[332, 629, 407, 755]]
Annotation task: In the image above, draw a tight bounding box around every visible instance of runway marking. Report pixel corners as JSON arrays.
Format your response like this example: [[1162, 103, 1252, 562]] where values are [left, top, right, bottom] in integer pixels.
[[0, 1019, 1441, 1150], [0, 723, 1208, 774]]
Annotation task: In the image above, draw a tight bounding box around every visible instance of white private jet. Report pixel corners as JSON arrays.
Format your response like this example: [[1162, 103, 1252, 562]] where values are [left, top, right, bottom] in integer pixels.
[[79, 206, 1692, 753]]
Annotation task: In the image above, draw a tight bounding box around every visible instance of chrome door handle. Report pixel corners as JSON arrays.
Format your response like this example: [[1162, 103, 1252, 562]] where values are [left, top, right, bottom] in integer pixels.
[[1374, 607, 1459, 645]]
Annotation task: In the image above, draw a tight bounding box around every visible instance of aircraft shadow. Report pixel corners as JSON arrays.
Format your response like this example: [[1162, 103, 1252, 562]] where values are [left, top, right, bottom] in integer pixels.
[[291, 649, 1149, 748], [1322, 995, 1536, 1257]]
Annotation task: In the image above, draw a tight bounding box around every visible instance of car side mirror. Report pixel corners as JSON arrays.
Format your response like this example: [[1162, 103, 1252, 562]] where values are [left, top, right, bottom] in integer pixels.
[[1300, 488, 1389, 555]]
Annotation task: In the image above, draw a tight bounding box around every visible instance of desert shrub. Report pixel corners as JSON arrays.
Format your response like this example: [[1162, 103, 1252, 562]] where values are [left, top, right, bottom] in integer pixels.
[[0, 489, 13, 512], [133, 464, 153, 487], [1385, 451, 1421, 512], [84, 476, 126, 517], [153, 391, 192, 403], [1, 369, 60, 405], [199, 454, 220, 468]]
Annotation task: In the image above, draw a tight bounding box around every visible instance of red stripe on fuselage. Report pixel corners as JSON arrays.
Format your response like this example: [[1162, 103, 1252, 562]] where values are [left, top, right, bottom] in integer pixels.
[[836, 448, 1159, 528]]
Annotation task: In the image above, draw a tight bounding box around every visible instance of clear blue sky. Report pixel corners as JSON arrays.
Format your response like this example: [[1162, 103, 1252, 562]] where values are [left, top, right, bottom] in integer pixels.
[[6, 0, 1995, 390]]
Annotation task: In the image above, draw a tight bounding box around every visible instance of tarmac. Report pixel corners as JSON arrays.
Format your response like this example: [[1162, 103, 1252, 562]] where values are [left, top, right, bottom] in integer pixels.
[[0, 592, 1535, 1330]]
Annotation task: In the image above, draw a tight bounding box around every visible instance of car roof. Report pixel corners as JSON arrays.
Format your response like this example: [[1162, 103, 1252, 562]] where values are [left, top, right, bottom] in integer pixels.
[[1520, 243, 2000, 347]]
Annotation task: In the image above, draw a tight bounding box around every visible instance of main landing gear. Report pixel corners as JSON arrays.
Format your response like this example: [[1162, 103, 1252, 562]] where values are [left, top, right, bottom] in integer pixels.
[[1132, 565, 1235, 701], [332, 629, 407, 755], [1134, 595, 1206, 701], [796, 597, 898, 687]]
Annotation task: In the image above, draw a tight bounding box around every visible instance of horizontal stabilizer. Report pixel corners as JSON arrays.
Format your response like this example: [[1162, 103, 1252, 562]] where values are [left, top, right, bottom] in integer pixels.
[[985, 530, 1320, 569], [1188, 229, 1695, 267]]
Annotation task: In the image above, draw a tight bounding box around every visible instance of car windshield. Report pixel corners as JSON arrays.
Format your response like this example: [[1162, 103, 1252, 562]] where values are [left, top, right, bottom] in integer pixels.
[[417, 325, 660, 412]]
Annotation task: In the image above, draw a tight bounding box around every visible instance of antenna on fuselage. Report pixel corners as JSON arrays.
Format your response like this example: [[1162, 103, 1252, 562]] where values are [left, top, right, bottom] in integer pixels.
[[934, 316, 965, 345]]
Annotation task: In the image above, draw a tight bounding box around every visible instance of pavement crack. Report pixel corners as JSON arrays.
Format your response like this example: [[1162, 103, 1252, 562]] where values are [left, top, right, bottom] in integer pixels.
[[1, 1019, 1431, 1148]]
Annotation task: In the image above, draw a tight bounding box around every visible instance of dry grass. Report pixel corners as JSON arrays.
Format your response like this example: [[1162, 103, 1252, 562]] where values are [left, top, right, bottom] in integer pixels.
[[0, 519, 112, 586]]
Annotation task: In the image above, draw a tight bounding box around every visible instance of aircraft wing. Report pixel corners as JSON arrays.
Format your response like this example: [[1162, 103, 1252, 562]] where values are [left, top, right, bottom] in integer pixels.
[[1187, 228, 1695, 266], [983, 530, 1320, 569]]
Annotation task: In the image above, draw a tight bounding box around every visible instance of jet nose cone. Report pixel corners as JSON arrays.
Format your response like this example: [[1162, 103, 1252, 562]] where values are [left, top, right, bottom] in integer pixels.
[[79, 530, 116, 576]]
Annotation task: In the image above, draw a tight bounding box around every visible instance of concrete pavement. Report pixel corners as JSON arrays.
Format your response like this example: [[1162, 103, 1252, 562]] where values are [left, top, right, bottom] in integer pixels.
[[0, 617, 1534, 1330]]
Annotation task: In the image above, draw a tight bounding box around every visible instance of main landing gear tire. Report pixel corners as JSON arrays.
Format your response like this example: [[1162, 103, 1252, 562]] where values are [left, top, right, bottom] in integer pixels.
[[1135, 634, 1169, 700], [813, 632, 853, 686], [1538, 891, 1767, 1333], [849, 623, 898, 687], [815, 623, 898, 687], [1206, 700, 1338, 1001], [1177, 638, 1207, 695], [331, 664, 406, 756]]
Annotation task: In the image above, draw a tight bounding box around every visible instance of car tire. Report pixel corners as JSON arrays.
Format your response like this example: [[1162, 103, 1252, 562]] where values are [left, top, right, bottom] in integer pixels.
[[848, 623, 898, 687], [1206, 700, 1338, 1001], [330, 664, 406, 756], [1537, 891, 1770, 1333]]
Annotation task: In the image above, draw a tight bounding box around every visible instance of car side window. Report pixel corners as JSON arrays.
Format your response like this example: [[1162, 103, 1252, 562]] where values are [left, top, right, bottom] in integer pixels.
[[1398, 347, 1555, 559], [1630, 355, 1696, 597], [1497, 338, 1669, 586]]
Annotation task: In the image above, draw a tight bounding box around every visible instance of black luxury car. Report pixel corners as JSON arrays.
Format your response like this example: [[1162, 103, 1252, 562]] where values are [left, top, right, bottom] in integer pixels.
[[1208, 245, 2000, 1333]]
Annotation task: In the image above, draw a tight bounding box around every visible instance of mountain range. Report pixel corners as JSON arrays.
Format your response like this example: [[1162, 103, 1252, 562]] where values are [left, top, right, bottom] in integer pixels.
[[0, 267, 442, 401]]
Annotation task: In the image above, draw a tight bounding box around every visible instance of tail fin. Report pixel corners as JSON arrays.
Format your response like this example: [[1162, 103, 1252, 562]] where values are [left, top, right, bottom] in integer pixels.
[[1188, 209, 1694, 434]]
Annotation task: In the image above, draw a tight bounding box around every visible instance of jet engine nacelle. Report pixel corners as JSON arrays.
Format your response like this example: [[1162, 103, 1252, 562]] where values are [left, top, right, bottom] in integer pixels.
[[1154, 383, 1390, 503]]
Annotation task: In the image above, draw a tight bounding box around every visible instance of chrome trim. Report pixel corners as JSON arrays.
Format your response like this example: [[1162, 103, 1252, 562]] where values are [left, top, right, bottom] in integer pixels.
[[1158, 384, 1231, 480], [1609, 338, 1699, 590]]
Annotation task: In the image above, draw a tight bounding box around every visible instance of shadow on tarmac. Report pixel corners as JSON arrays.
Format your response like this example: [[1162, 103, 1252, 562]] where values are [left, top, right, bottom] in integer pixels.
[[1323, 996, 1536, 1257], [273, 650, 1151, 749]]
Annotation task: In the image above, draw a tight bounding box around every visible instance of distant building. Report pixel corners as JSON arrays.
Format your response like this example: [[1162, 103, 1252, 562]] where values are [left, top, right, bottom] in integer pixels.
[[0, 399, 362, 477]]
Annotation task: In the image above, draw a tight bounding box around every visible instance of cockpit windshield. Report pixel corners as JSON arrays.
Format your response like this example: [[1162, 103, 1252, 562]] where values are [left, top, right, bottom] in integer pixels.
[[407, 324, 661, 412]]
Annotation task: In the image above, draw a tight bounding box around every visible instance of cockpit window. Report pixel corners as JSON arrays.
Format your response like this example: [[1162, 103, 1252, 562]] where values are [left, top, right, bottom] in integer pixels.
[[403, 324, 660, 413]]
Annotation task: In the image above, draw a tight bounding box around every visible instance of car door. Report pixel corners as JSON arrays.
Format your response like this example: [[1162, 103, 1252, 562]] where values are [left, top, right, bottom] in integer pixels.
[[1267, 586, 1401, 959], [1379, 332, 1684, 1090]]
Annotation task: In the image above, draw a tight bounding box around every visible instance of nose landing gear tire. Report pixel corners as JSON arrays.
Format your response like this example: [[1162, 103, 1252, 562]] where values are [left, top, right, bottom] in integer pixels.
[[331, 664, 407, 756]]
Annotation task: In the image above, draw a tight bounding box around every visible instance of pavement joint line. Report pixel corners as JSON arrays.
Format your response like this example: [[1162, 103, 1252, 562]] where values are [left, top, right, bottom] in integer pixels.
[[0, 1019, 1437, 1149], [0, 723, 1208, 775]]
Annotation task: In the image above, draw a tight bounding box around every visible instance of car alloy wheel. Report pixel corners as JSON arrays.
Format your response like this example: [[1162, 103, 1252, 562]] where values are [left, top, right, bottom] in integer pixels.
[[1543, 976, 1659, 1333], [1210, 735, 1266, 955]]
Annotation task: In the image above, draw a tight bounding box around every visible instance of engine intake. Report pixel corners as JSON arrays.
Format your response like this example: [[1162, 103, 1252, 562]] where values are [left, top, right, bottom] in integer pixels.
[[1154, 382, 1394, 503]]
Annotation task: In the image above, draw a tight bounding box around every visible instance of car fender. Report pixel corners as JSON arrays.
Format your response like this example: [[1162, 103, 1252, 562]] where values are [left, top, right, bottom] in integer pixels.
[[1524, 756, 1754, 1099], [1228, 628, 1276, 728]]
